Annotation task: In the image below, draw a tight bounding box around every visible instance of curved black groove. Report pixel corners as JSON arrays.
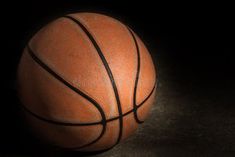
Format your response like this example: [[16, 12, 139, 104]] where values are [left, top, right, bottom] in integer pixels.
[[26, 46, 107, 149], [127, 28, 143, 123], [63, 16, 124, 145], [22, 82, 156, 125], [107, 83, 156, 122], [22, 102, 101, 126]]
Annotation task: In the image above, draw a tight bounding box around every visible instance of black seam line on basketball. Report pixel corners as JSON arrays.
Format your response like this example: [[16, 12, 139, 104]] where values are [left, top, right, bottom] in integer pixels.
[[22, 82, 155, 126], [107, 83, 156, 122], [54, 83, 156, 150], [127, 28, 143, 124], [26, 46, 106, 149], [63, 15, 124, 144]]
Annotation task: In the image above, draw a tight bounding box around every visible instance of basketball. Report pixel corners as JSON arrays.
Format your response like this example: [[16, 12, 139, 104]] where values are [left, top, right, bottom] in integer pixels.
[[17, 12, 157, 151]]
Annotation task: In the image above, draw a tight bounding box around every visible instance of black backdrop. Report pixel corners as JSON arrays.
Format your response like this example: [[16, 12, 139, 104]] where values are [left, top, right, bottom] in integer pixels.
[[1, 1, 234, 156]]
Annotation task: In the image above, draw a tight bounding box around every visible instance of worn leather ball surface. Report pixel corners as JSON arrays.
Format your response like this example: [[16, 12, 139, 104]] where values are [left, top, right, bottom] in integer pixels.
[[17, 12, 157, 151]]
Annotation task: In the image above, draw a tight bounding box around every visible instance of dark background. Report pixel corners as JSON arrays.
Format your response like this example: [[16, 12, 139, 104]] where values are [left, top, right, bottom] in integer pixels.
[[1, 1, 234, 156]]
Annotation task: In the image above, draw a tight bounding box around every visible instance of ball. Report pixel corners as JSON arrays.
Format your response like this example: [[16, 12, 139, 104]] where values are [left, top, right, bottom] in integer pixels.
[[17, 12, 157, 151]]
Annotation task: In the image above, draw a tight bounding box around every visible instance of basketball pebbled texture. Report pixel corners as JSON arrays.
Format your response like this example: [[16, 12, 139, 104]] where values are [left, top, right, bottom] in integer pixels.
[[17, 12, 157, 151]]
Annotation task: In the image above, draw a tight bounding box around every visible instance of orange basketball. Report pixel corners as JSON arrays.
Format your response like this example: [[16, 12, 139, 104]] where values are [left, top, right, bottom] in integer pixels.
[[17, 12, 157, 151]]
